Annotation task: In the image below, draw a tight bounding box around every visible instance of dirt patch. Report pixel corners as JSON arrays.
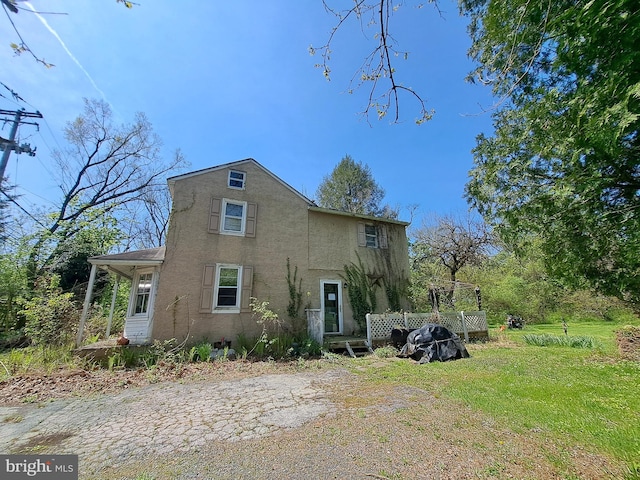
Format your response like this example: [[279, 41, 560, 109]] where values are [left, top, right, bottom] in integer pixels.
[[19, 432, 75, 451], [616, 325, 640, 361]]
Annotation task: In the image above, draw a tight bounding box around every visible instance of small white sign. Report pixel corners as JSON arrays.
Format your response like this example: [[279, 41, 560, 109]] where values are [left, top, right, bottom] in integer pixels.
[[327, 293, 336, 301]]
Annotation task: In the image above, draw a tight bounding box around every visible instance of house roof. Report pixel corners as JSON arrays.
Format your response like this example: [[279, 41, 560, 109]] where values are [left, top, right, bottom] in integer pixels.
[[167, 158, 316, 206], [308, 206, 410, 226], [89, 246, 165, 279], [167, 158, 410, 226]]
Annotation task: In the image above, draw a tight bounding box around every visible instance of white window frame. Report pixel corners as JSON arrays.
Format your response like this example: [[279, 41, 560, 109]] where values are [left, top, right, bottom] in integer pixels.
[[228, 170, 246, 190], [129, 269, 155, 318], [365, 224, 379, 248], [220, 199, 247, 236], [213, 264, 243, 313]]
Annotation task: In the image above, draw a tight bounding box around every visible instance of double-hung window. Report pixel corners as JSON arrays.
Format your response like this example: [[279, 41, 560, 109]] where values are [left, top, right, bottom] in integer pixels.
[[199, 263, 254, 313], [358, 222, 388, 249], [221, 199, 246, 235], [209, 197, 257, 237], [365, 225, 379, 248], [214, 265, 242, 311]]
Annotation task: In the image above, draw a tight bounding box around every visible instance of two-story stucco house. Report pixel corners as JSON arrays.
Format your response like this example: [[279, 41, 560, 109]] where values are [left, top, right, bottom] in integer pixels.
[[78, 159, 411, 347]]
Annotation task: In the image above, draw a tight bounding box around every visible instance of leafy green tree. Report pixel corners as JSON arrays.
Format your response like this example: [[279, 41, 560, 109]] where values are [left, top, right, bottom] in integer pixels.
[[463, 0, 640, 306], [21, 274, 78, 345], [0, 235, 30, 334], [0, 178, 15, 243], [48, 213, 123, 296], [316, 155, 392, 217]]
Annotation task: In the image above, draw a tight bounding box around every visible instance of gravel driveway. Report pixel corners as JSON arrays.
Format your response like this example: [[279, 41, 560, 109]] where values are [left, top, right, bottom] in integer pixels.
[[0, 363, 622, 479]]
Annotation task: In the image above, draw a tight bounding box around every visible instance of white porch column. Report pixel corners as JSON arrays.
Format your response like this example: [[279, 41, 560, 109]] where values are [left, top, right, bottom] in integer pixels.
[[106, 275, 120, 338], [77, 263, 98, 347]]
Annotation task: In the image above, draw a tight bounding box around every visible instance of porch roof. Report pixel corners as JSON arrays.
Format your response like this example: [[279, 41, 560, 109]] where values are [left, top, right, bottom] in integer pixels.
[[88, 246, 165, 279]]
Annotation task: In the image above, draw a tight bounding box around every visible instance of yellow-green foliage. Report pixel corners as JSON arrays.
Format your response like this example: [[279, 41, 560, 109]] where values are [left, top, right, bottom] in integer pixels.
[[22, 275, 78, 346]]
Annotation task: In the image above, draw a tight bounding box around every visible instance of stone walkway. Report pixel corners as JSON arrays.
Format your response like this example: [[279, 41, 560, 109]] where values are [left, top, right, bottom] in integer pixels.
[[0, 371, 345, 476]]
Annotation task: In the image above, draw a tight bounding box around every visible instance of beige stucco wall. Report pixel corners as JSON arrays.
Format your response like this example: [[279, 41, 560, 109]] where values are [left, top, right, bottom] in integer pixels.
[[151, 160, 411, 346], [152, 161, 313, 344], [308, 209, 411, 334]]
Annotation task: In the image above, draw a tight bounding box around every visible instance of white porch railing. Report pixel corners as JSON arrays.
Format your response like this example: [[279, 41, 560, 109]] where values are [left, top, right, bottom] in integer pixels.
[[306, 309, 323, 344]]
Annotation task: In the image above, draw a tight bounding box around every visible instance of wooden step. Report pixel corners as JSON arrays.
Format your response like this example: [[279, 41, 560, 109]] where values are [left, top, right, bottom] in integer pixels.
[[345, 341, 374, 358]]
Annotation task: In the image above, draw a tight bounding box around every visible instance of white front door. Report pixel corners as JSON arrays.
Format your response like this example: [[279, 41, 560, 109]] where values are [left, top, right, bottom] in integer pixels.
[[321, 280, 343, 334], [124, 269, 156, 344]]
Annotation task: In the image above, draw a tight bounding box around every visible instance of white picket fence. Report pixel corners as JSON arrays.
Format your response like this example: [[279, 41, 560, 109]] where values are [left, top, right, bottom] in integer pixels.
[[366, 311, 488, 345]]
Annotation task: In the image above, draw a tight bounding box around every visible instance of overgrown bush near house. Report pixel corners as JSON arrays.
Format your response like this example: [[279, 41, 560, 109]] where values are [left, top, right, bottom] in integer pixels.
[[241, 299, 324, 360], [79, 303, 126, 343], [21, 275, 78, 346], [189, 342, 213, 362], [290, 335, 322, 358], [107, 347, 139, 370], [0, 344, 82, 378], [286, 258, 303, 320]]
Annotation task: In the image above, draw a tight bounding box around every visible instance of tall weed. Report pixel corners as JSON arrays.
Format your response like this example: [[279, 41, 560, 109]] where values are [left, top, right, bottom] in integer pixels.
[[523, 333, 599, 348]]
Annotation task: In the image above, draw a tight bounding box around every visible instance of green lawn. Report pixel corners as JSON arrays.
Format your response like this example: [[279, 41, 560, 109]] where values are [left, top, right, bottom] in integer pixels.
[[359, 321, 640, 477]]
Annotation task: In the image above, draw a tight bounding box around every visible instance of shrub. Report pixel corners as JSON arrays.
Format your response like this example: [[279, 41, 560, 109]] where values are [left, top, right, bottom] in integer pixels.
[[189, 342, 213, 362], [290, 335, 323, 358], [107, 347, 139, 370], [21, 275, 78, 346]]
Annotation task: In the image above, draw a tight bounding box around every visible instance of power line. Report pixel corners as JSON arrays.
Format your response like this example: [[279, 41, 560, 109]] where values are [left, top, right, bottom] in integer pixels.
[[0, 187, 47, 229], [0, 108, 43, 179]]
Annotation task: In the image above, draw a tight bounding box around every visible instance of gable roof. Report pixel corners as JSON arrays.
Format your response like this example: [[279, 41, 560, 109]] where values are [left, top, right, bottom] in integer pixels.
[[167, 158, 316, 206], [167, 158, 410, 226]]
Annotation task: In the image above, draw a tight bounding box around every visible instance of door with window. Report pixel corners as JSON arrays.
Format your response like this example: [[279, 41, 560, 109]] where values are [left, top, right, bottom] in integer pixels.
[[124, 269, 156, 344], [321, 280, 343, 334]]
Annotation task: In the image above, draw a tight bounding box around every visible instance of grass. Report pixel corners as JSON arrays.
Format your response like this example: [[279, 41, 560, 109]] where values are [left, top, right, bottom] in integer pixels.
[[2, 320, 638, 477], [0, 344, 86, 379], [358, 321, 640, 476]]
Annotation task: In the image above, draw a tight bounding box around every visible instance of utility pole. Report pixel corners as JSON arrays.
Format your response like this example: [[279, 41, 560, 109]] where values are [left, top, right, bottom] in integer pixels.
[[0, 108, 43, 179]]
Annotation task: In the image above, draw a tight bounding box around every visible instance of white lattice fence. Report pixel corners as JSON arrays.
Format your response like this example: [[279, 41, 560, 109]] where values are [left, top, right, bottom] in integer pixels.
[[366, 313, 404, 346], [436, 312, 465, 336], [461, 311, 488, 333], [366, 311, 488, 345], [405, 313, 437, 330]]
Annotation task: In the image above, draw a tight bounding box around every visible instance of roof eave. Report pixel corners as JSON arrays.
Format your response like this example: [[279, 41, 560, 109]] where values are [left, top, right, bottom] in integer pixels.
[[308, 206, 410, 226]]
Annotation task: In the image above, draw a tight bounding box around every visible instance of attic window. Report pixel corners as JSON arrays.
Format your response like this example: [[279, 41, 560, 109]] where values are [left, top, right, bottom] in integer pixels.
[[228, 170, 245, 189]]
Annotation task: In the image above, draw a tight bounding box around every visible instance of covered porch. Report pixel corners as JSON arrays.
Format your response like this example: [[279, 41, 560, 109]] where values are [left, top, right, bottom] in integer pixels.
[[76, 246, 165, 347]]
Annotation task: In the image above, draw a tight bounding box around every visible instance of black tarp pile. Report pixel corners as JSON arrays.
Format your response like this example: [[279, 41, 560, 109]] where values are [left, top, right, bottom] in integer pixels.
[[396, 323, 470, 364]]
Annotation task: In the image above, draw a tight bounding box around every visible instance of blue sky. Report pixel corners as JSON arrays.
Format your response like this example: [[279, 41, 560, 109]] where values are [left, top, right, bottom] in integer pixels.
[[1, 0, 495, 229]]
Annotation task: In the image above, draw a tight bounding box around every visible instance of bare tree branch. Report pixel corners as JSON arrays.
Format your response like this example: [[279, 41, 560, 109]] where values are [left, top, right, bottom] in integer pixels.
[[27, 98, 186, 282], [311, 0, 438, 124]]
